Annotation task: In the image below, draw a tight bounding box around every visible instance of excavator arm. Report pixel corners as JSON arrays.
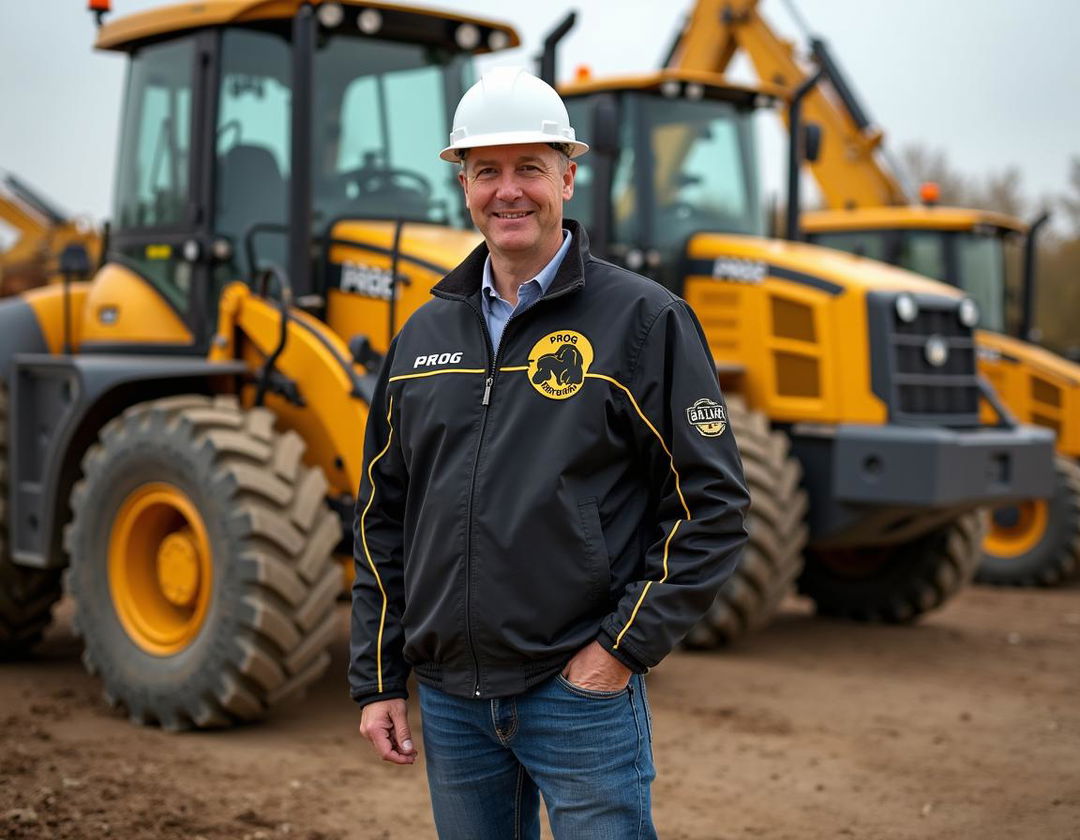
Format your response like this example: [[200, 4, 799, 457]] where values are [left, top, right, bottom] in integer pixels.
[[665, 0, 907, 209]]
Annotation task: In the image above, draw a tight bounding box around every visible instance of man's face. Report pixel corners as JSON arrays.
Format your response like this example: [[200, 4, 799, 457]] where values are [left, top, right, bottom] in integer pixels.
[[458, 143, 575, 260]]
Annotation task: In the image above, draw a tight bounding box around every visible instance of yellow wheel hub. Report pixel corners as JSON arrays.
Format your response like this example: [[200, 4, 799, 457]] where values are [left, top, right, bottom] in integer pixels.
[[156, 530, 201, 608], [983, 500, 1050, 559], [108, 483, 213, 656]]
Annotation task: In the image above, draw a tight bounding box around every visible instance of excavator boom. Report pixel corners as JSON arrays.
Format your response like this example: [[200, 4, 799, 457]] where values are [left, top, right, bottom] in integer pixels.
[[666, 0, 907, 208]]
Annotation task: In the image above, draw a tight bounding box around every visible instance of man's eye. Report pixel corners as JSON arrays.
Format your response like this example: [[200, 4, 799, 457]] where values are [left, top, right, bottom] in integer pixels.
[[477, 168, 496, 177]]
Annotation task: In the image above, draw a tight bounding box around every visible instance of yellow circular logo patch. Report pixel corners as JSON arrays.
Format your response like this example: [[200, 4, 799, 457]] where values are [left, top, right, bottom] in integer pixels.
[[527, 330, 594, 400]]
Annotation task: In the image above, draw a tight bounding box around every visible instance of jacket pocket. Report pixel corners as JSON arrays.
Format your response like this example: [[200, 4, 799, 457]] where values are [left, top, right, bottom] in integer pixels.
[[577, 497, 611, 604]]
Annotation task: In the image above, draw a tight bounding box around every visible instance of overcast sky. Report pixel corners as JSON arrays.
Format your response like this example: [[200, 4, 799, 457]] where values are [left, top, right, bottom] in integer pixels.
[[1, 0, 1077, 230]]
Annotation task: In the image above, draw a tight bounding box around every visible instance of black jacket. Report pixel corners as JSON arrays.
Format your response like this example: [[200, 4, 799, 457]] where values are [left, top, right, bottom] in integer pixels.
[[349, 221, 749, 705]]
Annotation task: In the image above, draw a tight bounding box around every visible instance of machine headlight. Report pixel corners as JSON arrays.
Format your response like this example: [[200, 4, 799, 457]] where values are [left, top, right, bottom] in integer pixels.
[[895, 293, 918, 323], [488, 30, 510, 51], [924, 335, 949, 368], [455, 23, 481, 50], [958, 298, 979, 328], [357, 8, 382, 34], [660, 80, 681, 99], [316, 2, 344, 28]]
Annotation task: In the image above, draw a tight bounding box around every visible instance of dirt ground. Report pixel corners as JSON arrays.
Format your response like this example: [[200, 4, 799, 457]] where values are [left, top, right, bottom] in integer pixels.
[[2, 583, 1079, 840]]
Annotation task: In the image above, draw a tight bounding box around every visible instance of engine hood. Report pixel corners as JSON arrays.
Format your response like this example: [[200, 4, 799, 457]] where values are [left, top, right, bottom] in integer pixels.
[[687, 233, 968, 299], [977, 330, 1080, 387]]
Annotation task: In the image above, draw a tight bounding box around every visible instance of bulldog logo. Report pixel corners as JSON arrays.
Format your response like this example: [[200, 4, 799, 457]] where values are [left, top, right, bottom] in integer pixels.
[[686, 397, 727, 437], [527, 330, 594, 400]]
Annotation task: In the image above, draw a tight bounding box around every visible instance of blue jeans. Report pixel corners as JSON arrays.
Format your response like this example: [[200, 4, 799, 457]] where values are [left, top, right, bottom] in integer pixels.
[[418, 673, 657, 840]]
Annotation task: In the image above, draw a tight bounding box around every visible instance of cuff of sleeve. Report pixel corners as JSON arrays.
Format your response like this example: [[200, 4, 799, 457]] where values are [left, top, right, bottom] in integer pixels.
[[596, 629, 648, 674], [351, 688, 409, 709]]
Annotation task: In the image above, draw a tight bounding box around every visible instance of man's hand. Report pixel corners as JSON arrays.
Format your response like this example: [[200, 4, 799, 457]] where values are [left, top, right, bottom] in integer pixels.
[[561, 640, 632, 692], [359, 698, 418, 765]]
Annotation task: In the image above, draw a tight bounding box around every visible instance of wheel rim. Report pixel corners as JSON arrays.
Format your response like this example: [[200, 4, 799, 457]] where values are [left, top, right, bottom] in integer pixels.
[[983, 500, 1050, 559], [108, 482, 213, 656]]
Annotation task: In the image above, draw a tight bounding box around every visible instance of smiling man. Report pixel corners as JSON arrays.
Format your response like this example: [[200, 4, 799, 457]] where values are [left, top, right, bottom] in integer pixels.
[[351, 67, 750, 839]]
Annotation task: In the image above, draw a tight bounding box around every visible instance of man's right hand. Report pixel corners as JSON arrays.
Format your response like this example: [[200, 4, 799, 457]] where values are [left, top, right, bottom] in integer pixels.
[[359, 698, 418, 765]]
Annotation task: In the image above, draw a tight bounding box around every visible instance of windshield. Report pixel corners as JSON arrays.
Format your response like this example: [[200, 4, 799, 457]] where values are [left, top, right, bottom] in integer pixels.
[[954, 231, 1006, 332], [314, 36, 471, 229], [215, 28, 471, 276], [565, 92, 762, 269], [638, 94, 763, 247]]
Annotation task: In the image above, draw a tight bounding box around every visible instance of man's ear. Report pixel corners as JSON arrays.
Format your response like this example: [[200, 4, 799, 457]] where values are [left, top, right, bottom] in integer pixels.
[[562, 160, 576, 201], [458, 169, 469, 208]]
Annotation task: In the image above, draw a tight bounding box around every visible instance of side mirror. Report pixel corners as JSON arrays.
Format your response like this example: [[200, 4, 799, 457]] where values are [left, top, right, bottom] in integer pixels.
[[59, 243, 91, 278], [589, 95, 619, 158], [803, 122, 823, 164]]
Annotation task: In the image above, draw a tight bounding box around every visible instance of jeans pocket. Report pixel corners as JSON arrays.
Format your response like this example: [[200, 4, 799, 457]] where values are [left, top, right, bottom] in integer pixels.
[[555, 673, 629, 700]]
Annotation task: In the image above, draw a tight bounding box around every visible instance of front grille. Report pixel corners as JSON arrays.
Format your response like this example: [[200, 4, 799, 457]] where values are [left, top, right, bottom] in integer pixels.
[[868, 293, 981, 426]]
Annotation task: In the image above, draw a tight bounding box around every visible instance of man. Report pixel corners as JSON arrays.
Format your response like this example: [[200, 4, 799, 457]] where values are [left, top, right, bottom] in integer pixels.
[[351, 66, 749, 839]]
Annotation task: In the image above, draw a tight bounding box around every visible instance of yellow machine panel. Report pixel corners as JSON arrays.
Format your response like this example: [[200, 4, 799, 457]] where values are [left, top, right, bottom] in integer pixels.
[[978, 331, 1080, 458], [684, 233, 965, 424], [78, 263, 193, 347], [324, 222, 480, 354], [23, 282, 91, 354]]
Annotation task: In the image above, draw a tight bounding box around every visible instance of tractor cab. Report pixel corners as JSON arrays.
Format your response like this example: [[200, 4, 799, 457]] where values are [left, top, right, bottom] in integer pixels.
[[94, 1, 517, 354], [561, 70, 779, 289], [802, 207, 1027, 335]]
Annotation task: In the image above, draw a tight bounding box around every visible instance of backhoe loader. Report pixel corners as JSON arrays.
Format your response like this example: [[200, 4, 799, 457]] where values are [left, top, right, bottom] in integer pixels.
[[553, 32, 1053, 641], [0, 0, 525, 729], [663, 0, 1080, 586]]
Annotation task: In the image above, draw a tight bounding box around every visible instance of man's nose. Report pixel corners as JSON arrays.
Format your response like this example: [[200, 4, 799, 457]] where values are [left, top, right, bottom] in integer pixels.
[[494, 173, 524, 201]]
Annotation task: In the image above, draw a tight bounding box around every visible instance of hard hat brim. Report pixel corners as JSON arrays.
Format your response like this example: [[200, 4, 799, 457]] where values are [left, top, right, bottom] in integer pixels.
[[440, 132, 589, 163]]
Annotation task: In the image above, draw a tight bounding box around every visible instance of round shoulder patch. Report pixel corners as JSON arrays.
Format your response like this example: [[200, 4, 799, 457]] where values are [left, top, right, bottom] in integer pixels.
[[686, 397, 727, 437], [527, 330, 594, 400]]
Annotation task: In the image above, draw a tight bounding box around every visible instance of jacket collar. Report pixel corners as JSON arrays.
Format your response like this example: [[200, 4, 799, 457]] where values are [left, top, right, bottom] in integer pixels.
[[432, 218, 591, 302]]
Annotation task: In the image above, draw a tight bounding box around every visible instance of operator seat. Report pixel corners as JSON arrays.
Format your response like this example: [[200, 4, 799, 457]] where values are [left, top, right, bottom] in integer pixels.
[[216, 144, 287, 275]]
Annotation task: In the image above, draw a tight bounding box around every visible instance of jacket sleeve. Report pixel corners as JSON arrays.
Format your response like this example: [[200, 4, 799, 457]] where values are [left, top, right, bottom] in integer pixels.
[[596, 299, 750, 671], [349, 338, 411, 707]]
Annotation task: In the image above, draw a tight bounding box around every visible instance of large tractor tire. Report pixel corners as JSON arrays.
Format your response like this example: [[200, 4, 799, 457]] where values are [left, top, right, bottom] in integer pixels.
[[0, 384, 63, 658], [976, 455, 1080, 587], [799, 512, 983, 623], [65, 395, 341, 729], [683, 397, 808, 648]]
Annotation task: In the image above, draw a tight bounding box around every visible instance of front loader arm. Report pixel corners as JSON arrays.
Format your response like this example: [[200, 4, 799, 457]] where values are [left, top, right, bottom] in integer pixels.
[[211, 282, 372, 497]]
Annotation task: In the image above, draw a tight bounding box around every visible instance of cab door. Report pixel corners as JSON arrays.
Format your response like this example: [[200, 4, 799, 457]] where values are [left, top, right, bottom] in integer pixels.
[[83, 30, 217, 354]]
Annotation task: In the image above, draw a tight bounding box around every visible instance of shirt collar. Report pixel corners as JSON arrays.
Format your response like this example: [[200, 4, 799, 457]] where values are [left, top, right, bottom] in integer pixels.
[[482, 229, 573, 303]]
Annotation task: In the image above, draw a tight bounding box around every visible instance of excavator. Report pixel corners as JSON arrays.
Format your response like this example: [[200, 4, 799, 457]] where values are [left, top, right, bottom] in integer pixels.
[[664, 0, 1080, 587], [0, 173, 102, 296], [549, 13, 1054, 642]]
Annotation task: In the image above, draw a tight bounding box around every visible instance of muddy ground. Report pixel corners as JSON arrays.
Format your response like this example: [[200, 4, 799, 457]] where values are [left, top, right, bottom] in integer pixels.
[[2, 583, 1079, 840]]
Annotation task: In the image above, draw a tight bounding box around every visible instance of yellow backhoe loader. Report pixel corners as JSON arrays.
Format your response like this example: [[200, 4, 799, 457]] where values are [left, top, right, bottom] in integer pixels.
[[664, 0, 1080, 586], [0, 174, 102, 296], [0, 0, 527, 729], [549, 17, 1054, 642]]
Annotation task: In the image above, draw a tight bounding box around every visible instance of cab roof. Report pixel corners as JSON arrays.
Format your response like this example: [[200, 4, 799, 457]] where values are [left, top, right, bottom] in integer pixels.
[[802, 206, 1028, 235], [95, 0, 520, 52], [559, 68, 786, 107]]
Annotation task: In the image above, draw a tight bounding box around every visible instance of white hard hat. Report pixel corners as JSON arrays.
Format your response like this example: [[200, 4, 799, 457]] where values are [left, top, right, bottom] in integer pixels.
[[440, 66, 589, 163]]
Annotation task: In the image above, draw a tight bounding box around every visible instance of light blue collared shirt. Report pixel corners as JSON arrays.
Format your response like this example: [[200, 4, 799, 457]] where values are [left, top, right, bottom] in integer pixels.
[[481, 230, 573, 357]]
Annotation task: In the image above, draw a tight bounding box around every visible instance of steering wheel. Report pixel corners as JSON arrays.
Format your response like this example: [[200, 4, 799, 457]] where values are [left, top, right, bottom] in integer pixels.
[[338, 167, 433, 201]]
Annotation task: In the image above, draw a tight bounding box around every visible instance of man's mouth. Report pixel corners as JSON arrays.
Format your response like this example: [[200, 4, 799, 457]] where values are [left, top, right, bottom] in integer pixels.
[[492, 211, 533, 220]]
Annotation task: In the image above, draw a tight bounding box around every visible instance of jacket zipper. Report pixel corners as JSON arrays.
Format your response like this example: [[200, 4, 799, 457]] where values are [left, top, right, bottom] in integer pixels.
[[461, 300, 535, 697], [460, 280, 583, 697]]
